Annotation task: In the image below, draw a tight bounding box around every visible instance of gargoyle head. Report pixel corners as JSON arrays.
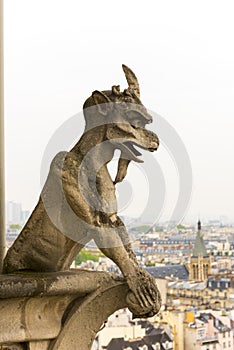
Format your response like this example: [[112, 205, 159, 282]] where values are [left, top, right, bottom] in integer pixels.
[[83, 65, 159, 183]]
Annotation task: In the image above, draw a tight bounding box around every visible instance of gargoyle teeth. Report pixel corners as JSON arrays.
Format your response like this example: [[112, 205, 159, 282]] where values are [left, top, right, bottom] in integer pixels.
[[124, 142, 142, 157], [117, 142, 143, 163]]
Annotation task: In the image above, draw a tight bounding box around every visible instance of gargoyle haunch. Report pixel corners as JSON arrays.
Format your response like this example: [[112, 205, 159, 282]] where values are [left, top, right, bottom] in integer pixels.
[[3, 65, 161, 318]]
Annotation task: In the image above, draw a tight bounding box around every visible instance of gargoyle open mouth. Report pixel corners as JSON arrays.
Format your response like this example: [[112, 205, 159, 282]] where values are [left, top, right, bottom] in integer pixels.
[[114, 134, 159, 184], [123, 141, 142, 161], [120, 138, 159, 163]]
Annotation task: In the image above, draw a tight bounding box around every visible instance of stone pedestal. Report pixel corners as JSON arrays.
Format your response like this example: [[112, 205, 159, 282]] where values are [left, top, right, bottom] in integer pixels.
[[0, 270, 129, 350]]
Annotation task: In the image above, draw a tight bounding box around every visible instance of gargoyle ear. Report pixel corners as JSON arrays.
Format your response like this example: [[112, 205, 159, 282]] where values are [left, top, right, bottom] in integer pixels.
[[92, 90, 112, 116]]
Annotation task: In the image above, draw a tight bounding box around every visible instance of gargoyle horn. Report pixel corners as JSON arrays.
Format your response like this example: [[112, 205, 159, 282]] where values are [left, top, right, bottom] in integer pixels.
[[122, 64, 140, 98]]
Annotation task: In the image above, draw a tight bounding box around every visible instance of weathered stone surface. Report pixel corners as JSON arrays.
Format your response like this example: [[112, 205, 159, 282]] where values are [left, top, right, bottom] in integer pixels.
[[3, 65, 161, 319], [0, 271, 128, 350], [1, 66, 163, 349], [28, 341, 50, 350], [0, 345, 26, 350], [49, 280, 129, 350], [0, 271, 123, 343], [0, 270, 118, 299]]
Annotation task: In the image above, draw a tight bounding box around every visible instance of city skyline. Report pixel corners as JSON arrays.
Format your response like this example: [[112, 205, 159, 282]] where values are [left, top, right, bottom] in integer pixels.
[[4, 199, 233, 226]]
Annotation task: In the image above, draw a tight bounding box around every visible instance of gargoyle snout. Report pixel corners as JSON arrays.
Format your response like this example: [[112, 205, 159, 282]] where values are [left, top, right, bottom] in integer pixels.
[[145, 113, 153, 124]]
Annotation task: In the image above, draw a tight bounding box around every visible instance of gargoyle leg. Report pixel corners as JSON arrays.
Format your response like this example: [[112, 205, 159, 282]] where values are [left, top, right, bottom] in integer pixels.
[[93, 230, 153, 310]]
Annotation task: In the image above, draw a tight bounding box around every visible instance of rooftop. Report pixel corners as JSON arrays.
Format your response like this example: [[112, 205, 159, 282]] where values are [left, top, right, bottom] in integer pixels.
[[106, 329, 173, 350], [146, 264, 189, 280]]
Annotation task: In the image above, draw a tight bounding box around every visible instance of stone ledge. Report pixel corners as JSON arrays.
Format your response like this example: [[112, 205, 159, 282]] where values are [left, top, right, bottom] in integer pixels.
[[0, 270, 129, 350], [0, 269, 123, 298]]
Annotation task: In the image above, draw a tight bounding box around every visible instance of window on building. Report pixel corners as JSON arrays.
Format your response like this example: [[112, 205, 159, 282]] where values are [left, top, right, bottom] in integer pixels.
[[155, 344, 160, 350], [197, 328, 205, 340], [228, 341, 231, 347], [223, 342, 226, 348], [205, 264, 209, 277], [193, 265, 196, 279]]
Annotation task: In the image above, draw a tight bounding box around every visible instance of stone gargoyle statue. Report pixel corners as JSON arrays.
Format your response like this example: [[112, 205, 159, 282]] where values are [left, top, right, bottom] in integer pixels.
[[3, 65, 161, 318]]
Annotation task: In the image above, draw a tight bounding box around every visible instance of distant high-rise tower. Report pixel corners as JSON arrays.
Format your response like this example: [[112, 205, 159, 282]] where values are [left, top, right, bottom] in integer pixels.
[[189, 220, 211, 281], [7, 201, 22, 224]]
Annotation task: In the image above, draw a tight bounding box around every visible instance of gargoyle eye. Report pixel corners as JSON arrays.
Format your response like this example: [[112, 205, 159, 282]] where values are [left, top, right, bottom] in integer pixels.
[[126, 110, 147, 128], [116, 102, 129, 111]]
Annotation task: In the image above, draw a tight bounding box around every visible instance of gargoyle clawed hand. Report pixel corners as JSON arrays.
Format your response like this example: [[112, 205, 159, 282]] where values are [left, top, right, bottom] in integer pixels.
[[3, 65, 161, 318]]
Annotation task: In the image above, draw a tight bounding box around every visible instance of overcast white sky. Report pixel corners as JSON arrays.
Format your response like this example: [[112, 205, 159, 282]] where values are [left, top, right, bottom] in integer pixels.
[[4, 0, 234, 223]]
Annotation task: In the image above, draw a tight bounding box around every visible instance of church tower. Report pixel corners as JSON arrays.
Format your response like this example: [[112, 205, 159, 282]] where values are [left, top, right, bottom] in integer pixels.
[[189, 220, 211, 281]]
